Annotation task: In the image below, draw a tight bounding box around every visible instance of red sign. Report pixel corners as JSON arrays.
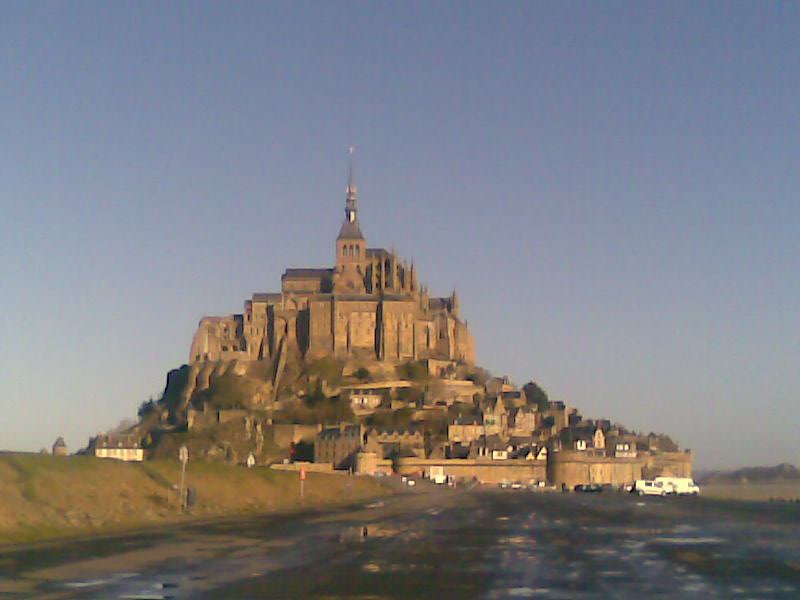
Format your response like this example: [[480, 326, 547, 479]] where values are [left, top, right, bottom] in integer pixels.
[[300, 468, 307, 481]]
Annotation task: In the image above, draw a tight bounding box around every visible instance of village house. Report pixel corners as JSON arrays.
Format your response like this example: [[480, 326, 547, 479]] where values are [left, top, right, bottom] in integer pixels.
[[448, 416, 485, 445], [501, 389, 527, 409], [481, 396, 508, 437], [90, 433, 144, 462], [606, 433, 639, 458], [364, 428, 425, 459], [509, 405, 537, 437], [314, 424, 364, 469], [469, 434, 510, 460], [484, 376, 516, 397]]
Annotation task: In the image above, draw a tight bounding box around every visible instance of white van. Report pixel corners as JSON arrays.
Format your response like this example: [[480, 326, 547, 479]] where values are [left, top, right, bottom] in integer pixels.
[[655, 477, 700, 496], [632, 479, 668, 496], [429, 466, 447, 485]]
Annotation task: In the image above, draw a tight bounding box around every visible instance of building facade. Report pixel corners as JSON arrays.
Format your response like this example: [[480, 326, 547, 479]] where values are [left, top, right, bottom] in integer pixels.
[[189, 170, 475, 366]]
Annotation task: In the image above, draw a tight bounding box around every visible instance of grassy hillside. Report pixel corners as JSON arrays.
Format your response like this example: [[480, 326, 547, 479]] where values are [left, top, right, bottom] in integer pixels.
[[0, 453, 390, 545]]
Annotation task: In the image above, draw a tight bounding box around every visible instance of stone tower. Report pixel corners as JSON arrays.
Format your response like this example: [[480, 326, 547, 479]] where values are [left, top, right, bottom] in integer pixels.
[[334, 157, 367, 293]]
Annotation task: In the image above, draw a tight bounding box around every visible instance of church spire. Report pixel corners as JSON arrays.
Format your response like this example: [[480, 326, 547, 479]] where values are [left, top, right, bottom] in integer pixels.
[[337, 146, 364, 242], [345, 146, 357, 224]]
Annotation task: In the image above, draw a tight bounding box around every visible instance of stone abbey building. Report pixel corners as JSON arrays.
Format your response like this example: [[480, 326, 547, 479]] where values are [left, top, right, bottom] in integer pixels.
[[189, 170, 475, 366]]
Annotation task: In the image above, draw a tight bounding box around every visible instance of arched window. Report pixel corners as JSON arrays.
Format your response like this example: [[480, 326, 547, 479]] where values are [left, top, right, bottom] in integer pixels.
[[355, 245, 360, 257]]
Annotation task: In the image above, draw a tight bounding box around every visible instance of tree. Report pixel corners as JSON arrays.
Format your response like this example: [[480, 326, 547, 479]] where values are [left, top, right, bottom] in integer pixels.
[[353, 367, 371, 382], [523, 380, 549, 411], [396, 361, 430, 382], [138, 398, 156, 418]]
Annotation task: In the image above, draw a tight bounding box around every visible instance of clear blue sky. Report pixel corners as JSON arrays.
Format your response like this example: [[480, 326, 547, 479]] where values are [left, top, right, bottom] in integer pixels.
[[2, 2, 798, 469]]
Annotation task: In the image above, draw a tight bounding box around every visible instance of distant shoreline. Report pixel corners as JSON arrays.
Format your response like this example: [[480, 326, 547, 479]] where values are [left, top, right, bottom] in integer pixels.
[[699, 481, 800, 502]]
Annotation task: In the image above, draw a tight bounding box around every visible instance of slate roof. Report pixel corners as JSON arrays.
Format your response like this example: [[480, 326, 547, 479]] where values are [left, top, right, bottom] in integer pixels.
[[337, 220, 364, 240], [282, 268, 333, 280], [252, 293, 281, 303], [428, 298, 449, 310]]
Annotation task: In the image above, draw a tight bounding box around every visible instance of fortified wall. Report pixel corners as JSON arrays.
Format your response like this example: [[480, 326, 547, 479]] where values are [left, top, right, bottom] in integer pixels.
[[355, 453, 548, 485], [548, 449, 693, 488], [354, 451, 691, 488]]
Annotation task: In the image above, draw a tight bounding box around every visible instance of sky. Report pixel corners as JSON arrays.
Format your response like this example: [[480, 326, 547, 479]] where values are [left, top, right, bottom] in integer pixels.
[[1, 2, 798, 469]]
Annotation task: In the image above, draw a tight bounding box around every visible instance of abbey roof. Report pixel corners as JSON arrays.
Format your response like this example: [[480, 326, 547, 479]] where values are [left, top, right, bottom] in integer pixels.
[[337, 220, 364, 240], [281, 268, 333, 280]]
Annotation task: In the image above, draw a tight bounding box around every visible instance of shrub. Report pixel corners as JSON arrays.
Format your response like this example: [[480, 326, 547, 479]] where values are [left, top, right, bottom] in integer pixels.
[[396, 360, 430, 382], [306, 357, 344, 386]]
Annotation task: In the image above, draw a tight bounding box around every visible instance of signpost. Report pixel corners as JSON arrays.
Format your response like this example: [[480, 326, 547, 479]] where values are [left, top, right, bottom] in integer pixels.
[[178, 445, 189, 512], [246, 453, 256, 468], [299, 467, 306, 498]]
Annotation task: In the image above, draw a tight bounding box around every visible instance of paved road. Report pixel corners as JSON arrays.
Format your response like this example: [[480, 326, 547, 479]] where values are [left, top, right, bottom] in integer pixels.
[[2, 488, 800, 599]]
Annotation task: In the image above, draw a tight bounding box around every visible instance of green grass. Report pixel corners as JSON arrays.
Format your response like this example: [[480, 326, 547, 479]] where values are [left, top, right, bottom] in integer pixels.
[[0, 452, 393, 546], [140, 461, 173, 488]]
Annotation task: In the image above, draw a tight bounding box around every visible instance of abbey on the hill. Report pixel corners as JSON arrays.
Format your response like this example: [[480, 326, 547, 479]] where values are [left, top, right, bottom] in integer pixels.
[[189, 167, 475, 365]]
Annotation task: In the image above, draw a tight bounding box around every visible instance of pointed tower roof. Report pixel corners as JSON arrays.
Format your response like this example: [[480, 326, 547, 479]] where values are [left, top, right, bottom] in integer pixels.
[[337, 147, 365, 240]]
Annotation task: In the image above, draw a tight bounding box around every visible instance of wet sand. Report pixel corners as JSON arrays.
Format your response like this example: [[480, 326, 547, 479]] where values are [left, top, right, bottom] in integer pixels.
[[2, 487, 800, 599]]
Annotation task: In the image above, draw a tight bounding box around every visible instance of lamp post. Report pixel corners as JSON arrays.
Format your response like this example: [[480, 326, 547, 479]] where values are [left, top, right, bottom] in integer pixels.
[[178, 445, 188, 512]]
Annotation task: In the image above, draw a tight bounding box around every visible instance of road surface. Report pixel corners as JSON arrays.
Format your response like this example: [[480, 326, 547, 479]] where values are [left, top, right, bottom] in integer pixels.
[[2, 486, 799, 599]]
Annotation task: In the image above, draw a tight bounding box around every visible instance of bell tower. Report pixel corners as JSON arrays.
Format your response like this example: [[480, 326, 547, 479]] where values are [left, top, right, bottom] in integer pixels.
[[336, 149, 366, 269]]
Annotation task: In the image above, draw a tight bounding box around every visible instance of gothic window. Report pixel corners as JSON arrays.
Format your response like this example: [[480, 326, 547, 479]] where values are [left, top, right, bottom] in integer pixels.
[[355, 245, 360, 257]]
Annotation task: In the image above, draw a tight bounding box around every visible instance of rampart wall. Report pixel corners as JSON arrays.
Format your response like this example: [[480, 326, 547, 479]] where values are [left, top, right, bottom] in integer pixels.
[[549, 450, 693, 488], [393, 457, 547, 484]]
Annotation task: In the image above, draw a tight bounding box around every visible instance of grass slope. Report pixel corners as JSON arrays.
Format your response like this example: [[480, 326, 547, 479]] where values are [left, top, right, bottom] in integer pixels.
[[0, 453, 390, 545]]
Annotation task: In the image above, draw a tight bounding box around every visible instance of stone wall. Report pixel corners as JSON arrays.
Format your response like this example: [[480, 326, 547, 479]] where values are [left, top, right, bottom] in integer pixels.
[[271, 461, 335, 473], [643, 451, 693, 479], [307, 299, 333, 357], [393, 457, 547, 484], [548, 450, 693, 488], [188, 408, 251, 431]]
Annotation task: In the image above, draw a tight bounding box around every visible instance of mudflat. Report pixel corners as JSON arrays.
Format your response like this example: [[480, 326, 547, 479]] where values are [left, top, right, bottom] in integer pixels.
[[2, 487, 800, 599]]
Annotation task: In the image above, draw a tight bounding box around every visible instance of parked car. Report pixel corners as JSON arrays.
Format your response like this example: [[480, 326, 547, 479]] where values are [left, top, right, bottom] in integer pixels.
[[632, 479, 668, 496], [574, 483, 604, 493]]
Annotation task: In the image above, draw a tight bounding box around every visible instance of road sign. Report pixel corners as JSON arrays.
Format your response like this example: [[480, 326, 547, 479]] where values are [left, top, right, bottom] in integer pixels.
[[179, 445, 189, 464], [300, 467, 307, 481], [246, 453, 256, 468]]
